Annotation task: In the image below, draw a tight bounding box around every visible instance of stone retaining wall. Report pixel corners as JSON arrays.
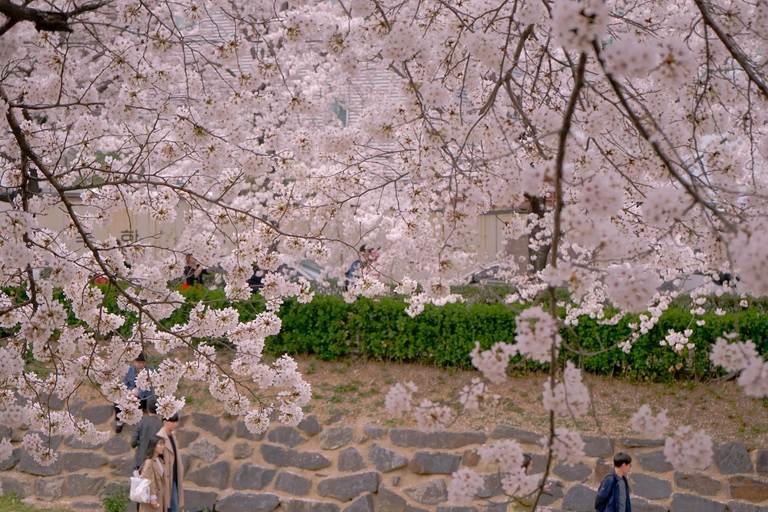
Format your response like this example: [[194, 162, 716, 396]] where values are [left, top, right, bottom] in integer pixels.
[[1, 402, 768, 512]]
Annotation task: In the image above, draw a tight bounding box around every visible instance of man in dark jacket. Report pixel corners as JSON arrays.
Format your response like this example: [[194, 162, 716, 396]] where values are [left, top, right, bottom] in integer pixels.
[[595, 452, 632, 512], [130, 397, 163, 470]]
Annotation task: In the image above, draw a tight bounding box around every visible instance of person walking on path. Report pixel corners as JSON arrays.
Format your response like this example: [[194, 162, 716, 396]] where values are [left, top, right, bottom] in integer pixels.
[[506, 454, 552, 512], [138, 435, 166, 512], [116, 352, 153, 433], [595, 452, 632, 512], [156, 415, 184, 512], [131, 397, 163, 471]]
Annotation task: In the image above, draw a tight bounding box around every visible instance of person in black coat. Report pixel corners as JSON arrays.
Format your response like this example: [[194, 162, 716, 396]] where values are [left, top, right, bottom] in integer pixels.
[[131, 397, 164, 471], [595, 452, 632, 512]]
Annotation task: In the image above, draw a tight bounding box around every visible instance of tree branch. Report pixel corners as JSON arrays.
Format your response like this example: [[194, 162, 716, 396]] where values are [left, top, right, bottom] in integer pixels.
[[693, 0, 768, 99], [0, 0, 109, 34]]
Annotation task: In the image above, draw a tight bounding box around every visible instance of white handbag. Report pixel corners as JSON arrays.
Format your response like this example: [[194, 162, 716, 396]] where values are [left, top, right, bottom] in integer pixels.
[[130, 470, 151, 504]]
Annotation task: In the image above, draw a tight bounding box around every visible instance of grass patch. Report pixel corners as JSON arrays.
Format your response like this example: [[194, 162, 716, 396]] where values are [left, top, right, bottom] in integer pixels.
[[0, 494, 72, 512]]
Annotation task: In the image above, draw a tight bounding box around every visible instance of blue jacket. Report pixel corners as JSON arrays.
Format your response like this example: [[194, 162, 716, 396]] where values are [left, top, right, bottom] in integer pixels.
[[123, 364, 153, 400], [595, 471, 631, 512]]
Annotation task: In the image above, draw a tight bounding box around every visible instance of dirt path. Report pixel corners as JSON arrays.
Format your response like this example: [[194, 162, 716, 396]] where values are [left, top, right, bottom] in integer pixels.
[[172, 356, 767, 449]]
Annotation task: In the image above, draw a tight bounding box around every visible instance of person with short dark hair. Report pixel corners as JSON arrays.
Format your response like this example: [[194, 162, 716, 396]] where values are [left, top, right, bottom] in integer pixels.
[[156, 414, 184, 512], [131, 397, 163, 470], [344, 245, 373, 291], [595, 452, 632, 512], [138, 435, 166, 511], [115, 352, 153, 433], [506, 454, 552, 511], [182, 254, 207, 289]]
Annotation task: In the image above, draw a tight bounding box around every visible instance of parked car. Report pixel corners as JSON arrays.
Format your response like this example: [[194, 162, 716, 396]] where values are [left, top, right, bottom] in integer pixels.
[[247, 259, 323, 291], [463, 263, 506, 285]]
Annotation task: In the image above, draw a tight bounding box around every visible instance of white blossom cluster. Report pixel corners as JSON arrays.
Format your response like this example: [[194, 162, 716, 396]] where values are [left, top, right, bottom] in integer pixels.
[[660, 329, 695, 353], [664, 426, 713, 472], [542, 362, 590, 418], [514, 307, 561, 364], [630, 404, 669, 439], [710, 336, 768, 397], [547, 428, 586, 466]]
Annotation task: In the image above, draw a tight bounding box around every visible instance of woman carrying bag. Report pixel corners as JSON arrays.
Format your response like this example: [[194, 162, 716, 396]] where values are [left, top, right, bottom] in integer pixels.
[[139, 435, 166, 511]]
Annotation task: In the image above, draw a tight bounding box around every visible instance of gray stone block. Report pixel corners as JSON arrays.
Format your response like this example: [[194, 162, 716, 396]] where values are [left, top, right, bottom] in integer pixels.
[[0, 477, 32, 497], [187, 460, 230, 490], [436, 507, 478, 512], [192, 413, 233, 441], [268, 426, 308, 448], [260, 444, 331, 470], [728, 501, 768, 512], [24, 431, 62, 450], [714, 441, 753, 474], [368, 443, 409, 473], [475, 473, 503, 498], [18, 451, 61, 476], [595, 459, 612, 482], [582, 436, 613, 458], [553, 462, 591, 482], [65, 474, 106, 497], [317, 471, 379, 502], [490, 426, 542, 445], [35, 477, 65, 500], [637, 451, 673, 473], [482, 503, 506, 512], [729, 476, 768, 503], [231, 463, 276, 490], [320, 426, 354, 450], [275, 471, 312, 496], [674, 472, 721, 496], [404, 478, 448, 505], [104, 435, 132, 455], [175, 429, 200, 449], [281, 499, 339, 512], [363, 424, 386, 440], [63, 435, 100, 449], [184, 489, 219, 512], [619, 437, 665, 448], [259, 443, 293, 466], [108, 456, 133, 477], [188, 438, 223, 463], [343, 494, 374, 512], [530, 453, 548, 474], [390, 429, 486, 449], [408, 452, 461, 475], [236, 420, 266, 441], [233, 442, 253, 459], [339, 447, 367, 472], [376, 485, 429, 512], [539, 480, 565, 507], [631, 497, 666, 512], [757, 451, 768, 475], [561, 483, 597, 512], [0, 447, 20, 470], [0, 425, 11, 437], [297, 415, 322, 436], [631, 472, 672, 500], [669, 493, 726, 512], [214, 492, 280, 512], [60, 452, 108, 471], [80, 405, 114, 425]]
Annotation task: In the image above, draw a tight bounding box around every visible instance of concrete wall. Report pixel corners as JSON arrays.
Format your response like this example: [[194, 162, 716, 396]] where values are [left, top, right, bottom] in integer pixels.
[[2, 400, 768, 512]]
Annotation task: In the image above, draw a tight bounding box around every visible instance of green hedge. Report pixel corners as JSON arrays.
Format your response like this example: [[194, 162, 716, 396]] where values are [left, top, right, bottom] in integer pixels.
[[80, 284, 768, 381], [262, 295, 768, 381]]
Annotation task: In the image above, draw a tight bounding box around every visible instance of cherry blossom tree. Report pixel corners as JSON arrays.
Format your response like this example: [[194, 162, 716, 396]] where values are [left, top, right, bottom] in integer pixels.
[[2, 0, 768, 507]]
